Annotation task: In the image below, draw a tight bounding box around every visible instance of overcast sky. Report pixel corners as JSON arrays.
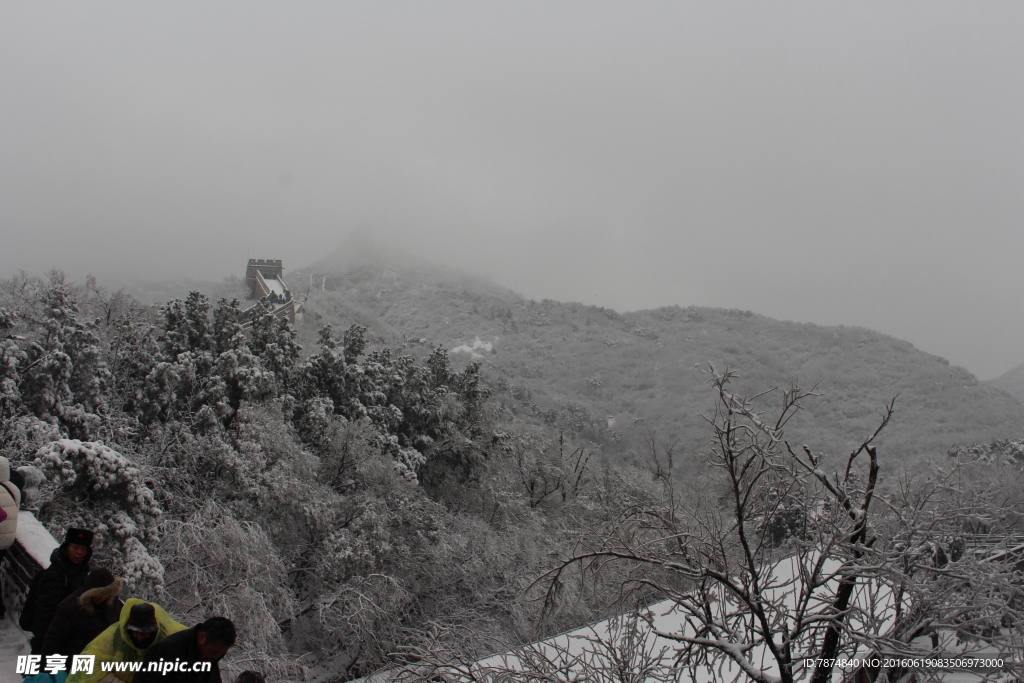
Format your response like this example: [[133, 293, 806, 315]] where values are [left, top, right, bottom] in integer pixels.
[[2, 2, 1021, 379]]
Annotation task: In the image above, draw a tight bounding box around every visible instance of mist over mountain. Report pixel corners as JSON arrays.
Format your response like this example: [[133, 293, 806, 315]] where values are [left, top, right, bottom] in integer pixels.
[[988, 363, 1024, 407], [225, 240, 1024, 472], [91, 236, 1023, 469]]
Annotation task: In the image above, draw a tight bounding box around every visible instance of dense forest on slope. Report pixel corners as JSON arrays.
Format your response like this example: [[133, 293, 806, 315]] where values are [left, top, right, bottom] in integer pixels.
[[0, 271, 672, 680], [285, 245, 1024, 472]]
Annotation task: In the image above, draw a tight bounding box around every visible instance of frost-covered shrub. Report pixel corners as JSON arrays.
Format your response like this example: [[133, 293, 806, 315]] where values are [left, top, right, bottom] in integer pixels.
[[34, 439, 164, 592], [0, 415, 61, 463], [948, 439, 1024, 467], [157, 503, 303, 682], [35, 439, 159, 519]]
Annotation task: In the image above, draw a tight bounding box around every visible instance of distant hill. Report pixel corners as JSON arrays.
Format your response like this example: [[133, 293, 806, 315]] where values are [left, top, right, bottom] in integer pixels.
[[987, 363, 1024, 406], [276, 245, 1024, 471]]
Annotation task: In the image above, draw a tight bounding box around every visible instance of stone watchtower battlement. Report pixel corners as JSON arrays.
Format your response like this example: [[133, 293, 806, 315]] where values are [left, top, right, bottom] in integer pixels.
[[246, 259, 284, 299], [240, 258, 296, 326]]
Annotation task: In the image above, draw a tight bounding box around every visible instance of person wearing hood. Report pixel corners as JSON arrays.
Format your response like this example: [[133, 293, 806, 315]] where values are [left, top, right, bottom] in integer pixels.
[[69, 599, 187, 683], [23, 528, 94, 653], [0, 456, 21, 619], [41, 568, 124, 666]]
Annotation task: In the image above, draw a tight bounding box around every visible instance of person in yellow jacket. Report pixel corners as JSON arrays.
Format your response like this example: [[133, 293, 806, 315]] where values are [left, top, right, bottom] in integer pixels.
[[68, 598, 187, 683]]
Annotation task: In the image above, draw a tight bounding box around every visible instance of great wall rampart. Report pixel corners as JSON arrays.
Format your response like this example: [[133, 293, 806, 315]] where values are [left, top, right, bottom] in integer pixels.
[[241, 259, 296, 326]]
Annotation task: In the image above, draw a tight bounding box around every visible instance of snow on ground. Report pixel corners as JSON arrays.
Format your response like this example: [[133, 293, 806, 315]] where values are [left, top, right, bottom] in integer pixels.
[[450, 337, 494, 359], [465, 555, 1001, 682], [350, 550, 1018, 682], [0, 615, 30, 683], [15, 513, 57, 569], [473, 555, 840, 682], [263, 276, 287, 297], [0, 516, 53, 683]]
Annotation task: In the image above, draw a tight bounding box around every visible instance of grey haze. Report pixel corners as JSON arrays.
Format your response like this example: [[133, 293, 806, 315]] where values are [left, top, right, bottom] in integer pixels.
[[1, 1, 1021, 379]]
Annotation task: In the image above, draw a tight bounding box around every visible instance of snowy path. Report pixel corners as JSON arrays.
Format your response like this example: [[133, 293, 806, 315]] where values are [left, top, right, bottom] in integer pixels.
[[0, 614, 30, 683]]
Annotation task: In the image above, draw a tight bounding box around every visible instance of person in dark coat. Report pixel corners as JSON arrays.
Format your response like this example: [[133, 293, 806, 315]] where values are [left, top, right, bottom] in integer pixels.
[[25, 528, 94, 653], [41, 568, 124, 663], [134, 617, 236, 683], [233, 673, 264, 683]]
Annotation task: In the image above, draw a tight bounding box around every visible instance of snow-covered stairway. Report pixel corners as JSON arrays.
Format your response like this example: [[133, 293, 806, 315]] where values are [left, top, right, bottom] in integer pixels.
[[0, 513, 59, 683], [0, 615, 30, 683]]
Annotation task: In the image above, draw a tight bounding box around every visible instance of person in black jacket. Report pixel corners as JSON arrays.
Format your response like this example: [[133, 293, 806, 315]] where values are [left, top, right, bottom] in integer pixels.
[[134, 616, 236, 683], [41, 568, 123, 664], [233, 673, 264, 683], [25, 528, 94, 653]]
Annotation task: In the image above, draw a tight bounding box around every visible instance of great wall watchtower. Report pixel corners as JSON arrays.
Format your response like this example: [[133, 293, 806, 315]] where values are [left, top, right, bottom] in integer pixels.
[[245, 258, 284, 299], [241, 258, 295, 326]]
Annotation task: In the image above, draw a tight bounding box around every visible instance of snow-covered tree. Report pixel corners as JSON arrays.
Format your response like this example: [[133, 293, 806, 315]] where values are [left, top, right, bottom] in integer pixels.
[[534, 368, 1024, 683], [139, 293, 275, 430], [293, 325, 493, 483], [247, 302, 301, 388], [8, 281, 112, 439], [157, 503, 305, 682]]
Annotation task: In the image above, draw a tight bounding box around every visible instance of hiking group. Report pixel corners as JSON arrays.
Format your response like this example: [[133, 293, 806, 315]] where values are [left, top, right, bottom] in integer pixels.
[[0, 457, 265, 683]]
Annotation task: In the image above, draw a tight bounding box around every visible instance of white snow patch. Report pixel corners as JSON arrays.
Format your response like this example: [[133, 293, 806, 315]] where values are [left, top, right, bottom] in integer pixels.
[[15, 512, 59, 568], [263, 277, 286, 297], [450, 337, 494, 359]]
